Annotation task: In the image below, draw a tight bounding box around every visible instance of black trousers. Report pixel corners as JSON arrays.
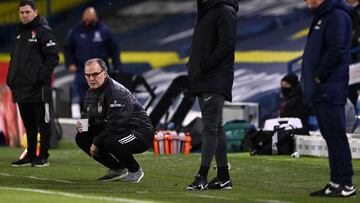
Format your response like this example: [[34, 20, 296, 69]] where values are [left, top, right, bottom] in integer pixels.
[[314, 102, 354, 185], [75, 130, 149, 172], [18, 102, 51, 161], [198, 93, 228, 168]]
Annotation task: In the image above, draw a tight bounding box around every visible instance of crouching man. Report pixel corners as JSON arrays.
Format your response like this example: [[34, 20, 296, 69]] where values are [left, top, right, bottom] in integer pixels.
[[75, 58, 154, 182]]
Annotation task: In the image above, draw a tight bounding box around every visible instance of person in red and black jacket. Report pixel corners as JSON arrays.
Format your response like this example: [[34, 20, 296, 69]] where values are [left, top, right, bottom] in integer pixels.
[[7, 0, 59, 167]]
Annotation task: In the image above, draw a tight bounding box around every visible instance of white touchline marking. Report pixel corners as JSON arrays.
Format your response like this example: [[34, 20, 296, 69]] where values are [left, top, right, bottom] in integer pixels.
[[253, 199, 295, 203], [0, 173, 76, 184], [0, 187, 161, 203], [187, 194, 234, 200]]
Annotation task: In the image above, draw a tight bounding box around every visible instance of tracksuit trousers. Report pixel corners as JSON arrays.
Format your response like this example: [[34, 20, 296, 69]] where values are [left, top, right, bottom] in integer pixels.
[[18, 102, 51, 161], [313, 101, 354, 185], [75, 130, 149, 172]]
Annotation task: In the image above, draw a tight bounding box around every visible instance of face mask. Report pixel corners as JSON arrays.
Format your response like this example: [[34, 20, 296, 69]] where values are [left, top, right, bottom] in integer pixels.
[[281, 87, 292, 97]]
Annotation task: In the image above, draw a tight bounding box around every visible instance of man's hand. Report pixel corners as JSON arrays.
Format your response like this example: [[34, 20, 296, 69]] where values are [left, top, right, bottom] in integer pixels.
[[68, 64, 77, 73], [90, 144, 100, 158], [76, 120, 82, 132]]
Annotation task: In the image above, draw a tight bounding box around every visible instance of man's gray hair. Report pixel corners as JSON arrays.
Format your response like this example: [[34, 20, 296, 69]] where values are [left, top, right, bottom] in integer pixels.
[[85, 58, 108, 71]]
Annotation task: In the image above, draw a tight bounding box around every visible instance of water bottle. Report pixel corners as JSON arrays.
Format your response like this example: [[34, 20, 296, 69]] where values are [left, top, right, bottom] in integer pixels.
[[178, 132, 186, 153], [271, 130, 278, 155]]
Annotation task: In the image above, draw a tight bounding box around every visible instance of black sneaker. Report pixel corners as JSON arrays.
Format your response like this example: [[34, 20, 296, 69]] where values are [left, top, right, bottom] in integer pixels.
[[207, 177, 233, 190], [186, 175, 208, 190], [310, 182, 341, 197], [11, 157, 31, 167], [326, 185, 356, 198], [97, 168, 128, 182], [31, 158, 49, 167]]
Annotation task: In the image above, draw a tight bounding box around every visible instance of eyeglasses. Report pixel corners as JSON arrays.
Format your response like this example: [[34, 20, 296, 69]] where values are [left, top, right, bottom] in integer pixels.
[[84, 70, 104, 78]]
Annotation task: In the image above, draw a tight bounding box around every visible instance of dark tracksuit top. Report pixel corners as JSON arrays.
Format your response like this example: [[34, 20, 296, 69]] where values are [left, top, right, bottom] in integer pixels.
[[82, 77, 154, 148]]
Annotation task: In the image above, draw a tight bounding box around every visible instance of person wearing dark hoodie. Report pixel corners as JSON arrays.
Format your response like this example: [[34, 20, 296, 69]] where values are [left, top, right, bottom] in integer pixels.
[[279, 74, 313, 135], [7, 0, 59, 167], [302, 0, 356, 197], [187, 0, 238, 190]]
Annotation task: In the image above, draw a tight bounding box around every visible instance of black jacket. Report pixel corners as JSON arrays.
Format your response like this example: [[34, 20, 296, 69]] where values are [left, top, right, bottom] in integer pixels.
[[187, 0, 238, 101], [82, 77, 154, 148], [7, 16, 59, 103]]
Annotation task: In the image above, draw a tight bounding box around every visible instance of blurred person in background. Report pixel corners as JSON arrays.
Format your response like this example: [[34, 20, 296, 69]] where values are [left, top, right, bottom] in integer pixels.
[[7, 0, 59, 167], [346, 0, 360, 109], [186, 0, 238, 190], [302, 0, 356, 197], [347, 0, 360, 61], [279, 74, 313, 135], [75, 58, 153, 182], [63, 7, 122, 118]]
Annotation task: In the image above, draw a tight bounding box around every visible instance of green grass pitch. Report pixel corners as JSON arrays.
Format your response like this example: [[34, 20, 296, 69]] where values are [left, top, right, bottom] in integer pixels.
[[0, 140, 359, 203]]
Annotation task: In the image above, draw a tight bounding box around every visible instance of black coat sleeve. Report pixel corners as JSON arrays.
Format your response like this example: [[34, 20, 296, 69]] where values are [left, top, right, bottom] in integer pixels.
[[63, 29, 76, 69], [38, 26, 59, 84], [200, 6, 237, 71], [105, 28, 122, 72]]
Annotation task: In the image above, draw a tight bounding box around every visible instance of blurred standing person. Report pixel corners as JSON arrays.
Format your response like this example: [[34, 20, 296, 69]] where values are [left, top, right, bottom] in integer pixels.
[[186, 0, 238, 190], [302, 0, 356, 197], [347, 0, 360, 61], [63, 7, 122, 118], [7, 0, 59, 166], [346, 0, 360, 107]]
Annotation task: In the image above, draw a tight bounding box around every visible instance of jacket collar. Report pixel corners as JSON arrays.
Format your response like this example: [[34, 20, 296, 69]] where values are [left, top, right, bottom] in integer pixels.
[[312, 0, 356, 19], [82, 21, 100, 32], [197, 0, 239, 17], [90, 76, 109, 95], [20, 15, 41, 30], [312, 0, 336, 18]]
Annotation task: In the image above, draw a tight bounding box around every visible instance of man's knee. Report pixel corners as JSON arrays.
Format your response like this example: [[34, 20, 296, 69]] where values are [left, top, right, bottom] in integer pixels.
[[204, 122, 224, 136], [203, 128, 218, 137]]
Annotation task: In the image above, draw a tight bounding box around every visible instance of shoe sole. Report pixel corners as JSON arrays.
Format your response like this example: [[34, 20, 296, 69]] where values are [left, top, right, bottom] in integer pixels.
[[32, 163, 49, 167], [186, 185, 208, 191], [208, 186, 233, 190], [121, 172, 144, 183], [325, 191, 356, 198], [11, 163, 31, 167], [99, 172, 128, 182]]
